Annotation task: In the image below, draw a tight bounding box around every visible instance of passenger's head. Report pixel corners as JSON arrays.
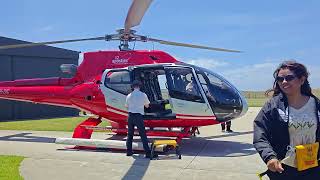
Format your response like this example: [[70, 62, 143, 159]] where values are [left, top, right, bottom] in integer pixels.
[[269, 60, 312, 97], [132, 80, 142, 89]]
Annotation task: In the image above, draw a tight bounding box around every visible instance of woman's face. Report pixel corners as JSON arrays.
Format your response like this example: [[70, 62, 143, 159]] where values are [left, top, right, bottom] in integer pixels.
[[277, 68, 305, 96]]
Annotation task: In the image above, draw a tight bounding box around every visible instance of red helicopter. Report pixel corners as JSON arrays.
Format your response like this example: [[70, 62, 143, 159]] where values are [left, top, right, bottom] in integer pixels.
[[0, 0, 247, 144]]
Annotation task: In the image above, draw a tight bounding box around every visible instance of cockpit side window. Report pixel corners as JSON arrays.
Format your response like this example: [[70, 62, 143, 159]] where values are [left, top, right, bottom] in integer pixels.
[[205, 72, 224, 87], [165, 67, 204, 103], [104, 70, 132, 95], [197, 73, 207, 84], [197, 73, 214, 101]]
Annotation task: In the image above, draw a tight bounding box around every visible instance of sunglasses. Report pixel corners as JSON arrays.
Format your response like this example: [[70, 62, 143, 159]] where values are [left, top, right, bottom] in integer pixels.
[[276, 74, 296, 83]]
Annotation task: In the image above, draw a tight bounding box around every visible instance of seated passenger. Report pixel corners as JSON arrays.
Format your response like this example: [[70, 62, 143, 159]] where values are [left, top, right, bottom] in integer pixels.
[[186, 77, 197, 94]]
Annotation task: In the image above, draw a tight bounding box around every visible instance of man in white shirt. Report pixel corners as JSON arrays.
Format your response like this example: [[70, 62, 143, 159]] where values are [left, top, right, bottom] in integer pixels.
[[125, 80, 154, 158]]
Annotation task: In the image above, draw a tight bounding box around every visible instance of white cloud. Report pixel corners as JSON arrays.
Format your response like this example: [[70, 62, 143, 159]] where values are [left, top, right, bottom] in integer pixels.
[[38, 25, 54, 32], [221, 63, 278, 91], [184, 58, 229, 69], [295, 48, 320, 57]]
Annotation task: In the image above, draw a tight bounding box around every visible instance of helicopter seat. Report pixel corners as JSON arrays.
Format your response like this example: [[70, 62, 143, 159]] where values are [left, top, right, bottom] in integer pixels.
[[145, 99, 171, 113], [143, 112, 175, 120], [144, 99, 175, 119]]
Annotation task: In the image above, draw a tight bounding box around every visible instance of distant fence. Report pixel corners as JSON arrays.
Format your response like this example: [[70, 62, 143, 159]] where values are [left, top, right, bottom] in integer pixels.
[[242, 89, 320, 99], [242, 91, 267, 99]]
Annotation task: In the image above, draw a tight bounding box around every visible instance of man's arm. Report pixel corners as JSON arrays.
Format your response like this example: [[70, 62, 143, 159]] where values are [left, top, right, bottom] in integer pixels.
[[144, 94, 150, 108], [125, 95, 129, 109]]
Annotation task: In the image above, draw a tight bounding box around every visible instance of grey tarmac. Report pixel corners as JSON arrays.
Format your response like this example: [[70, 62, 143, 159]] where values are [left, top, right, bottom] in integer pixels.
[[0, 107, 269, 180]]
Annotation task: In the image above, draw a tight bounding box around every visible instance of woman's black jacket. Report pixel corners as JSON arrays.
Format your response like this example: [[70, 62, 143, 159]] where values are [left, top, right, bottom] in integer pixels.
[[253, 93, 320, 164]]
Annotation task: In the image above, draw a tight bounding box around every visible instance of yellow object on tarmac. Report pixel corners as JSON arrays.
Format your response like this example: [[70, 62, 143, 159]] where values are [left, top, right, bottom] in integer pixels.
[[150, 139, 181, 160]]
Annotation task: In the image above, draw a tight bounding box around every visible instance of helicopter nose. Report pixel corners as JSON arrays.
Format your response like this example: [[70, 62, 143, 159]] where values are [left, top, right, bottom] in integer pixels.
[[208, 89, 248, 122], [238, 93, 248, 118], [225, 92, 248, 120]]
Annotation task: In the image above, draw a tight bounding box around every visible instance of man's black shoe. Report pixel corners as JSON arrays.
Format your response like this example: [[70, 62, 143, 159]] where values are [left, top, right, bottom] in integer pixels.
[[226, 129, 233, 133], [126, 152, 133, 156]]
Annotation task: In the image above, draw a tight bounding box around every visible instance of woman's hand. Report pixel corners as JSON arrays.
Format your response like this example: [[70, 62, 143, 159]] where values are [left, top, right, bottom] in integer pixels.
[[267, 159, 284, 173]]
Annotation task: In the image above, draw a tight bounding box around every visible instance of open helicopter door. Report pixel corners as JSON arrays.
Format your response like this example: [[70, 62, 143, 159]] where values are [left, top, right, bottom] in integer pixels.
[[100, 68, 132, 119], [164, 66, 215, 120]]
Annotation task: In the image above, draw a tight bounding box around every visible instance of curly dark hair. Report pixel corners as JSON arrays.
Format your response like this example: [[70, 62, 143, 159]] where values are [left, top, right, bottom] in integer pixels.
[[265, 60, 313, 97]]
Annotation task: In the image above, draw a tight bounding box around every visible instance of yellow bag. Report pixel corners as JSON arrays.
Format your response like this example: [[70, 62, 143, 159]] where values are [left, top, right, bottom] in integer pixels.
[[295, 142, 319, 171]]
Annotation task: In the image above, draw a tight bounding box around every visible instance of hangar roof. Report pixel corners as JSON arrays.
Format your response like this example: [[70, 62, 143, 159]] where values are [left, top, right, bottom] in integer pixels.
[[0, 36, 79, 59]]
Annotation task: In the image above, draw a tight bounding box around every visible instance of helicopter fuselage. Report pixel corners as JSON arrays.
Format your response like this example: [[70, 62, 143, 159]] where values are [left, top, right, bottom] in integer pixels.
[[0, 50, 247, 132]]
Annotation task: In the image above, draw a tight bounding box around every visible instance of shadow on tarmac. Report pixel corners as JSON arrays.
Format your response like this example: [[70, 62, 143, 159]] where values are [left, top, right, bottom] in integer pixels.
[[0, 131, 256, 158], [121, 155, 150, 180], [181, 130, 256, 157], [182, 138, 256, 157], [0, 132, 56, 143], [0, 131, 256, 180], [118, 131, 256, 180], [203, 130, 253, 139]]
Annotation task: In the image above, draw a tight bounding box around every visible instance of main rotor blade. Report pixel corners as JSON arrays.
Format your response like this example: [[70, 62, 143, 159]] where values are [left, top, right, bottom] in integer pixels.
[[0, 36, 106, 50], [124, 0, 153, 32], [147, 38, 242, 53]]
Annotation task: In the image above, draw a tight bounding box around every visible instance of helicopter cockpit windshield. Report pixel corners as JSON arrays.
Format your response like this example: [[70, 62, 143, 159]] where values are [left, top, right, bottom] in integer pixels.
[[194, 66, 247, 122]]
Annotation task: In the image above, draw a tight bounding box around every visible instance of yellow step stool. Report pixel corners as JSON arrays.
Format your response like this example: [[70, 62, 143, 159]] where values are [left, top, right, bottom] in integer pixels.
[[150, 139, 181, 160]]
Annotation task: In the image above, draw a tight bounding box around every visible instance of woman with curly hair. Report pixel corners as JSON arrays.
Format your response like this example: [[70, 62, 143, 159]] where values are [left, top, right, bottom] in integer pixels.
[[253, 60, 320, 179]]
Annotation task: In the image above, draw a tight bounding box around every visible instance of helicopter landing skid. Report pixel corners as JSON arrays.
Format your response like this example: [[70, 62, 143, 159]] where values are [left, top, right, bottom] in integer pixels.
[[79, 124, 193, 143], [110, 127, 192, 143]]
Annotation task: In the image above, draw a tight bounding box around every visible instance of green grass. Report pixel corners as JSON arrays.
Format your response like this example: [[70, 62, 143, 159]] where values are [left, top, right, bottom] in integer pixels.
[[243, 88, 320, 107], [0, 155, 24, 180], [0, 116, 109, 132], [246, 98, 268, 107]]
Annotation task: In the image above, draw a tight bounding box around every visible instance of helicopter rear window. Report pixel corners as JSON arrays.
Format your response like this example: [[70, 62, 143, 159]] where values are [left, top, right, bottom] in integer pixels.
[[106, 71, 131, 83], [105, 70, 131, 95]]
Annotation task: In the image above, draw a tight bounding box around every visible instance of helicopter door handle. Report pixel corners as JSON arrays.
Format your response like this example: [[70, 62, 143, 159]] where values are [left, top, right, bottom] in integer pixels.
[[110, 98, 118, 103], [176, 102, 185, 107]]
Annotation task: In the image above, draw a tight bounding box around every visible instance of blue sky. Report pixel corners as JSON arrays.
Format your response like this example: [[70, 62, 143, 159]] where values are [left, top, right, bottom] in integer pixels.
[[1, 0, 320, 90]]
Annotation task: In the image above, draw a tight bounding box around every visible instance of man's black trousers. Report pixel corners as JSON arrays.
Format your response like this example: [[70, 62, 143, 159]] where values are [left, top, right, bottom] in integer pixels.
[[126, 112, 150, 154]]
